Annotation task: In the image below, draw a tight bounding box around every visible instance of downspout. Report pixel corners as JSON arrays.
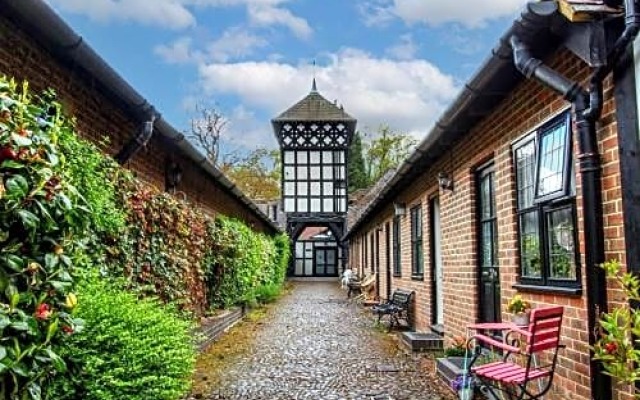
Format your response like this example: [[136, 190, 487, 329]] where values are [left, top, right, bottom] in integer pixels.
[[115, 109, 158, 164], [510, 1, 640, 399]]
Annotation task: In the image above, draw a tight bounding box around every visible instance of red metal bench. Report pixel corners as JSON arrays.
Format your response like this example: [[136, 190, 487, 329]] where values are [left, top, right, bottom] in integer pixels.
[[466, 306, 564, 400]]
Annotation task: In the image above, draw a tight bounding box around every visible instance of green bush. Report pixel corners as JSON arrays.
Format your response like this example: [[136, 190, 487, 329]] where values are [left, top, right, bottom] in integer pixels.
[[254, 283, 281, 304], [48, 277, 196, 400]]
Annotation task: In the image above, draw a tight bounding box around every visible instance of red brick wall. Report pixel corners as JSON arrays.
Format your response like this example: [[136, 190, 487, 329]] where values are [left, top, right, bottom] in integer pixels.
[[0, 12, 273, 234], [348, 50, 629, 399]]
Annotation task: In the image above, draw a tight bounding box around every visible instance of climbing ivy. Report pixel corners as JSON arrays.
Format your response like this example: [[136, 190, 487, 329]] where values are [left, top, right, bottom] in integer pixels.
[[207, 217, 289, 308]]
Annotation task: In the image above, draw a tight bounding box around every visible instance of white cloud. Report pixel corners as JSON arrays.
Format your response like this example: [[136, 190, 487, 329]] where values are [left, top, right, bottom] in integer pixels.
[[47, 0, 196, 29], [197, 48, 459, 143], [361, 0, 524, 28], [48, 0, 311, 36], [247, 4, 312, 39], [207, 27, 269, 62], [154, 37, 201, 64], [385, 34, 418, 60], [154, 27, 268, 65]]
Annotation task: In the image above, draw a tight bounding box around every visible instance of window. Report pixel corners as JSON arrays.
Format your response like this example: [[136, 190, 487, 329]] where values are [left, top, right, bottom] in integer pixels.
[[514, 112, 579, 288], [281, 149, 347, 213], [393, 216, 401, 276], [370, 234, 375, 273], [410, 205, 423, 277]]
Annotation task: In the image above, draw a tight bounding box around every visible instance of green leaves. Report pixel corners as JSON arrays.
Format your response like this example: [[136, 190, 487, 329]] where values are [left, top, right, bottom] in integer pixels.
[[0, 76, 85, 399]]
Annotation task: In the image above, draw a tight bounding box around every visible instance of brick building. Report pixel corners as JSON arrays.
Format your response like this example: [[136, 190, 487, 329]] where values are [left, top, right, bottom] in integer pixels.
[[346, 2, 640, 399], [1, 0, 278, 234]]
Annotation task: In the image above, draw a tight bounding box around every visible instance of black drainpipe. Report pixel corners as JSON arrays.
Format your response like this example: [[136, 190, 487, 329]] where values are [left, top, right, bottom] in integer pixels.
[[510, 1, 640, 399], [115, 110, 158, 164]]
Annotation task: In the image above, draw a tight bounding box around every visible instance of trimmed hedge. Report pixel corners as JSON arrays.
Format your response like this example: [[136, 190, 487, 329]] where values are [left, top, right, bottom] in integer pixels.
[[47, 277, 196, 400]]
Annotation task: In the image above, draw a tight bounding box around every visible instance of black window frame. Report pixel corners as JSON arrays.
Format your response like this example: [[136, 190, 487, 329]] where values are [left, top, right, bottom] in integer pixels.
[[410, 205, 424, 278], [393, 216, 401, 277], [534, 113, 573, 203], [513, 112, 581, 290]]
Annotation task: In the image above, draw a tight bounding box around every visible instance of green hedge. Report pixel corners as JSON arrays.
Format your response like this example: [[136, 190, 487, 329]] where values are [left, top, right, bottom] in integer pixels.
[[47, 277, 196, 400], [0, 75, 290, 399]]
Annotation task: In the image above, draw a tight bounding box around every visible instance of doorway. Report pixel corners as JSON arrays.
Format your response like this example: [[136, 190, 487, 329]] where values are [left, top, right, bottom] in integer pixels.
[[430, 197, 444, 328], [477, 164, 500, 323], [314, 247, 338, 277]]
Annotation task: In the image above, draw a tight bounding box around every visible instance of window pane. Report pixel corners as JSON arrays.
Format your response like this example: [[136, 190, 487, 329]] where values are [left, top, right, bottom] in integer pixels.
[[520, 210, 542, 278], [482, 222, 493, 268], [297, 182, 308, 195], [284, 182, 295, 196], [284, 166, 295, 180], [323, 182, 334, 195], [310, 198, 321, 212], [547, 207, 577, 280], [323, 166, 333, 179], [322, 151, 333, 164], [309, 151, 320, 164], [310, 166, 321, 179], [284, 151, 295, 164], [284, 198, 295, 212], [297, 198, 308, 212], [323, 198, 334, 212], [537, 122, 569, 198], [310, 182, 321, 195], [298, 166, 308, 180], [295, 242, 304, 257], [516, 139, 536, 210], [297, 151, 308, 164]]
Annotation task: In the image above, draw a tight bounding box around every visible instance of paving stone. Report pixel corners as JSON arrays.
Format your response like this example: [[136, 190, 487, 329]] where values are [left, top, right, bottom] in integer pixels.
[[190, 282, 450, 400]]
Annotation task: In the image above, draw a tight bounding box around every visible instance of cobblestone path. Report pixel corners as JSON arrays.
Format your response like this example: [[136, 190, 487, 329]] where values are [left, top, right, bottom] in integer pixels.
[[193, 282, 451, 400]]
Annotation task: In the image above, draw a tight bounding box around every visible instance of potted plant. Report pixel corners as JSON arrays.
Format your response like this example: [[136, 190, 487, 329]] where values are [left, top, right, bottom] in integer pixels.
[[507, 294, 531, 326], [451, 374, 474, 400]]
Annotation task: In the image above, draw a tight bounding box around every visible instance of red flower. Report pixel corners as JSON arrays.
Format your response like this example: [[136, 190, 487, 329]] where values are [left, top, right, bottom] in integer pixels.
[[604, 342, 618, 354], [34, 303, 51, 320], [62, 325, 74, 335]]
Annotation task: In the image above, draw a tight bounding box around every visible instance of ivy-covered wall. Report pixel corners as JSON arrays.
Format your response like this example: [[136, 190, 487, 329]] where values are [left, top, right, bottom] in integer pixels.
[[0, 76, 289, 398]]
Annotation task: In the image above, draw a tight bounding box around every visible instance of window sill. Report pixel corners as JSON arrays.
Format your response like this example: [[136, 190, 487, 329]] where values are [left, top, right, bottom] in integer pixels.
[[411, 274, 424, 281], [393, 274, 402, 278], [512, 283, 582, 296]]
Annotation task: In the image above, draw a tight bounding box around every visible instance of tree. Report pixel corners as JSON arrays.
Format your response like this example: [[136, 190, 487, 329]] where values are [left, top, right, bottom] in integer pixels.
[[348, 132, 369, 193], [363, 124, 417, 184], [219, 149, 281, 201], [188, 103, 228, 165]]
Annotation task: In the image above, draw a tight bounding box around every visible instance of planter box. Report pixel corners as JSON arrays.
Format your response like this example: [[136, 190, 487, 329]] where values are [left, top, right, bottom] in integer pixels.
[[436, 356, 470, 392]]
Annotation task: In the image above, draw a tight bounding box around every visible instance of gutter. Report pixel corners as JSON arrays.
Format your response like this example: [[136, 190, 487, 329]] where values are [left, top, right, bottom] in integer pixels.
[[510, 2, 640, 399], [2, 0, 279, 234]]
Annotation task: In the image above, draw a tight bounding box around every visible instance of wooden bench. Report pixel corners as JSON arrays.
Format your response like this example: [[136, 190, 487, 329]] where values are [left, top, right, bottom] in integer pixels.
[[371, 289, 414, 331], [347, 274, 375, 299]]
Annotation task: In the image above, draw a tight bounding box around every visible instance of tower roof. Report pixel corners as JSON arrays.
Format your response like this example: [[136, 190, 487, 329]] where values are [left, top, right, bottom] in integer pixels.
[[272, 86, 356, 123]]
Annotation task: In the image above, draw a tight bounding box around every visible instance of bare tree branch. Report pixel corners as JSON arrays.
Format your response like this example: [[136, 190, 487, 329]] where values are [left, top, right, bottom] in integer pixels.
[[188, 103, 228, 165]]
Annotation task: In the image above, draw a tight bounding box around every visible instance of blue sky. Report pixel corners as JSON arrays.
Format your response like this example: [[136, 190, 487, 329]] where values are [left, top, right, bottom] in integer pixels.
[[46, 0, 525, 154]]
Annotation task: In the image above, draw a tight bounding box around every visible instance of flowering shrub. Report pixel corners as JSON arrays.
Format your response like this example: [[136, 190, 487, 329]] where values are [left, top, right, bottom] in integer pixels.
[[0, 78, 85, 399], [507, 294, 531, 315], [593, 260, 640, 396], [444, 335, 467, 357]]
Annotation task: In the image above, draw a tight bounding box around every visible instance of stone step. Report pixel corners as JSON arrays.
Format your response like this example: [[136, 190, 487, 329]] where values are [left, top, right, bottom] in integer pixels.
[[400, 331, 444, 352]]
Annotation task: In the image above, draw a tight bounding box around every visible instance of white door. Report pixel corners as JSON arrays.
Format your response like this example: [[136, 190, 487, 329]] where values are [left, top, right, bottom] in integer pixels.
[[432, 198, 445, 326]]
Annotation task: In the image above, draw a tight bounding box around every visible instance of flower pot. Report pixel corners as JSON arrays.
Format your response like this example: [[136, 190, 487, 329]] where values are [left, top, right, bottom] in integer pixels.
[[458, 387, 473, 400], [512, 312, 530, 326]]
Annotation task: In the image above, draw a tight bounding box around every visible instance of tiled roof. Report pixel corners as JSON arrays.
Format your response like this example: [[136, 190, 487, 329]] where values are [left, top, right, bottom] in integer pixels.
[[273, 86, 355, 122]]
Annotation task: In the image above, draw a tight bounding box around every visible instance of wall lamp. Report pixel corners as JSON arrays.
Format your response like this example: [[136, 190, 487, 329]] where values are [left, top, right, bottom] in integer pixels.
[[165, 160, 183, 192], [393, 202, 406, 217], [438, 172, 454, 191]]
